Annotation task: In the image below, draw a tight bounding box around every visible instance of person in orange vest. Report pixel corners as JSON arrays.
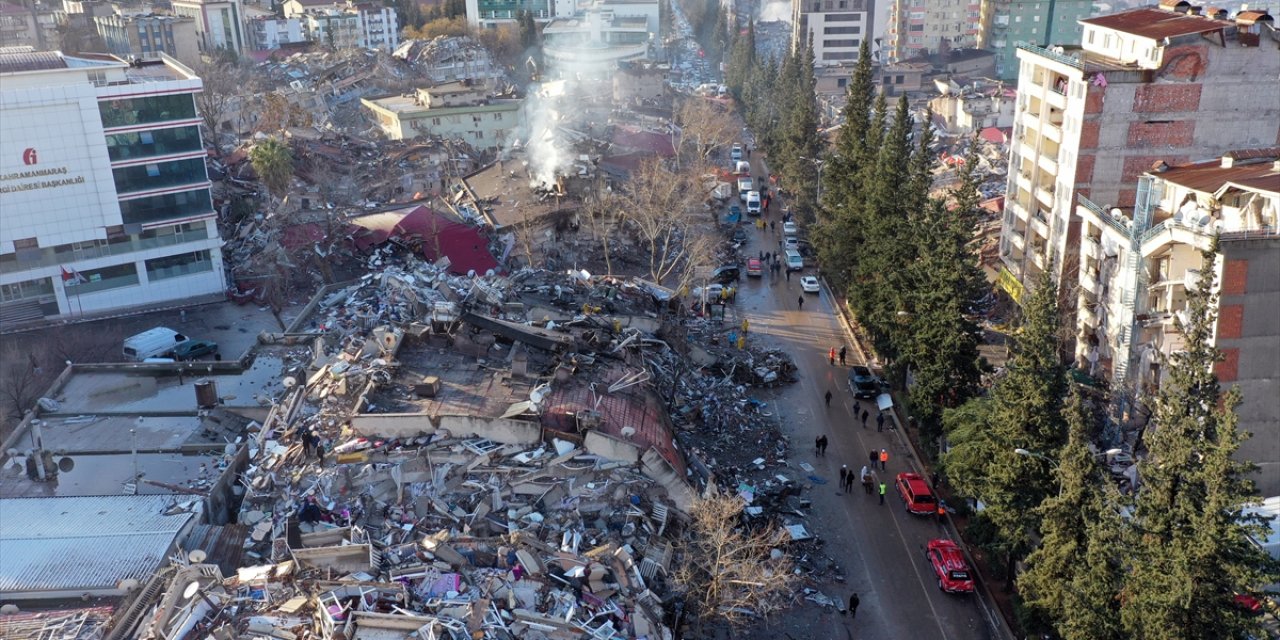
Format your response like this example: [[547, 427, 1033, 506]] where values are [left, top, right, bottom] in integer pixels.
[[879, 448, 889, 471], [936, 503, 947, 523], [828, 347, 836, 365]]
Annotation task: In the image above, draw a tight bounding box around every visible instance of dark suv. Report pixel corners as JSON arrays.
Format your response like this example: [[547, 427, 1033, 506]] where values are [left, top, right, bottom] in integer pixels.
[[711, 265, 741, 284], [848, 365, 881, 399]]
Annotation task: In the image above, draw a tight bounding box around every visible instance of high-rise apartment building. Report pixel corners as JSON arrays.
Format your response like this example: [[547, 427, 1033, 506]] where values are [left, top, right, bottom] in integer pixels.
[[0, 49, 225, 324], [94, 14, 202, 67], [281, 0, 399, 52], [1000, 4, 1278, 288], [791, 0, 876, 64], [979, 0, 1093, 79], [886, 0, 980, 61]]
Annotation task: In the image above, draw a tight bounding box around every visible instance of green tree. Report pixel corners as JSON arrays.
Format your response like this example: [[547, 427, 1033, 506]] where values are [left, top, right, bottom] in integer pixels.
[[943, 269, 1067, 586], [780, 36, 821, 221], [817, 40, 875, 288], [1118, 248, 1280, 639], [1019, 388, 1124, 640], [250, 137, 294, 200]]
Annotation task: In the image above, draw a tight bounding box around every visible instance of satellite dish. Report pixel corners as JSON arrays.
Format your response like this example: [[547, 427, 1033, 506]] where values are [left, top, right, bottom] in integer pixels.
[[282, 376, 298, 388], [188, 550, 207, 563], [182, 581, 201, 599], [0, 604, 20, 615], [57, 456, 75, 473], [119, 579, 140, 592]]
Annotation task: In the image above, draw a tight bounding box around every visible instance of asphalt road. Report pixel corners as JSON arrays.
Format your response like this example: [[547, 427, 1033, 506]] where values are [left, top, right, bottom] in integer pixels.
[[730, 154, 997, 640]]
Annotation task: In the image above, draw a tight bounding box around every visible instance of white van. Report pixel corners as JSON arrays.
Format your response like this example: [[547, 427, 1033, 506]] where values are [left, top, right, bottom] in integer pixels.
[[123, 326, 187, 361], [784, 249, 804, 271], [737, 177, 754, 201], [735, 160, 751, 175], [746, 191, 762, 214]]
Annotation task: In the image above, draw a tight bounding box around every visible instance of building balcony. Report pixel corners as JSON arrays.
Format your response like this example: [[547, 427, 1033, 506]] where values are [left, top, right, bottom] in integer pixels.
[[1080, 265, 1099, 293], [1006, 198, 1029, 221], [1016, 171, 1033, 193], [1041, 120, 1062, 144], [1078, 300, 1097, 326], [1020, 140, 1037, 163], [1045, 86, 1067, 110], [1032, 249, 1048, 270], [1082, 234, 1101, 260], [1037, 153, 1058, 176], [1035, 184, 1055, 208], [1030, 210, 1050, 238], [1007, 225, 1026, 251], [1020, 109, 1039, 130]]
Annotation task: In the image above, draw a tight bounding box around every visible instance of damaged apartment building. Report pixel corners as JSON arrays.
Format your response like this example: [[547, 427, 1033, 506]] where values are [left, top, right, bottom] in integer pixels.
[[1, 235, 825, 639]]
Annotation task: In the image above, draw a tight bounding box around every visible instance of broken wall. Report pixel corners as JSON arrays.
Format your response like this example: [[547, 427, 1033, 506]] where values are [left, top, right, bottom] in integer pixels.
[[350, 413, 541, 445]]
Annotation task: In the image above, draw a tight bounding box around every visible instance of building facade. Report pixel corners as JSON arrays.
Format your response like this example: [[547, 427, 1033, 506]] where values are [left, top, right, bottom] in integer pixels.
[[791, 0, 875, 65], [979, 0, 1093, 79], [171, 0, 248, 53], [94, 14, 202, 67], [465, 0, 578, 28], [886, 0, 981, 61], [999, 5, 1279, 289], [361, 83, 521, 148], [0, 1, 43, 48], [281, 0, 399, 52], [0, 50, 224, 324], [1073, 153, 1279, 494], [247, 15, 307, 50]]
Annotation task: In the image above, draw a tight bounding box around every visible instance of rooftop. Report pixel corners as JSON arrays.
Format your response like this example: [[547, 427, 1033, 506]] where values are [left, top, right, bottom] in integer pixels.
[[0, 49, 67, 73], [1080, 6, 1227, 39], [0, 495, 199, 597], [460, 157, 583, 229], [1154, 150, 1280, 195]]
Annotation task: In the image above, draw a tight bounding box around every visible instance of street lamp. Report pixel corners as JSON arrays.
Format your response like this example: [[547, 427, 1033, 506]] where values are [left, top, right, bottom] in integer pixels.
[[799, 156, 825, 203]]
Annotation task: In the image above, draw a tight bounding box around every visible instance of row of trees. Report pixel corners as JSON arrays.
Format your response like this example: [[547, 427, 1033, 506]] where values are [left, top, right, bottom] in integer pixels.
[[943, 253, 1278, 639], [809, 40, 987, 451]]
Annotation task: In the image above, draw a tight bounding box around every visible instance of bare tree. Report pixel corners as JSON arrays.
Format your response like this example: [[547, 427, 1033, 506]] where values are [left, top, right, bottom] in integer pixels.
[[193, 60, 246, 153], [673, 495, 801, 630], [676, 97, 739, 163], [616, 159, 704, 285]]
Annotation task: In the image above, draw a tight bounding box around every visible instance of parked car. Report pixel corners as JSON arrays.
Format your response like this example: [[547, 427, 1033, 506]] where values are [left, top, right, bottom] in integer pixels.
[[847, 365, 881, 398], [731, 144, 743, 161], [731, 227, 749, 244], [170, 339, 219, 361], [800, 275, 820, 293], [896, 472, 938, 515], [746, 258, 763, 277], [746, 191, 761, 215], [711, 265, 741, 283], [735, 160, 751, 175], [728, 204, 742, 218], [693, 284, 725, 300], [926, 539, 975, 594], [782, 221, 798, 236], [784, 236, 800, 251], [784, 249, 804, 271]]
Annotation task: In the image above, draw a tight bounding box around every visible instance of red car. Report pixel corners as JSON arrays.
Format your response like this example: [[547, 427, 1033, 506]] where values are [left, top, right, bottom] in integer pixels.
[[895, 472, 937, 515], [926, 539, 975, 594]]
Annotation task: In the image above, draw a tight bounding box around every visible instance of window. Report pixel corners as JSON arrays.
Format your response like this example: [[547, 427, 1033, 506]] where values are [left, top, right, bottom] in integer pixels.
[[145, 249, 212, 281], [493, 112, 503, 121], [826, 13, 862, 21], [837, 78, 847, 87], [825, 39, 859, 47], [824, 26, 860, 34], [119, 188, 213, 225], [473, 131, 484, 140], [69, 262, 139, 294], [99, 93, 197, 128], [432, 117, 441, 125], [112, 157, 207, 194]]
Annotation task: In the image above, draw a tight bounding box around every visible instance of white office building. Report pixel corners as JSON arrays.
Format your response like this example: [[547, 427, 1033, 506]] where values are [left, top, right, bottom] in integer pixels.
[[0, 49, 225, 324]]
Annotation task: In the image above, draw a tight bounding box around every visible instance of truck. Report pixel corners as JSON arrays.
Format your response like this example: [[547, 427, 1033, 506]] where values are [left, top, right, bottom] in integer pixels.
[[737, 176, 754, 201], [123, 327, 187, 361]]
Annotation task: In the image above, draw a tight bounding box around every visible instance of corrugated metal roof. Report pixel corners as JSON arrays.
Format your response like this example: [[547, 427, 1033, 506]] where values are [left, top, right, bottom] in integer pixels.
[[1154, 152, 1280, 195], [1081, 7, 1225, 40], [0, 50, 67, 74], [0, 495, 198, 594]]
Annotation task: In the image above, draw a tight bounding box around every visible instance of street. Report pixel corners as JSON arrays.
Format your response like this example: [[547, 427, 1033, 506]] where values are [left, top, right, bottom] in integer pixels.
[[729, 154, 997, 640]]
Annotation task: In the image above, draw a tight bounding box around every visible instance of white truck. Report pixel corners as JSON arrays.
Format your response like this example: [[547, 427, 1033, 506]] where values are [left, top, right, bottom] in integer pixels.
[[123, 327, 187, 361], [737, 176, 754, 201]]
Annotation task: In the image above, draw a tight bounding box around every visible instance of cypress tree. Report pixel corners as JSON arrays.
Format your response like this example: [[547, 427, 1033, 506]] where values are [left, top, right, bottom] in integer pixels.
[[1119, 248, 1280, 639]]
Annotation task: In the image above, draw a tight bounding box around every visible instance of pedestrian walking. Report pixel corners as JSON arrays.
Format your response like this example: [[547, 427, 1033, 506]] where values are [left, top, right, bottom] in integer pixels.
[[839, 346, 847, 365], [844, 469, 855, 493], [817, 434, 829, 456], [876, 411, 886, 432], [931, 471, 941, 488], [839, 465, 848, 488], [849, 593, 860, 619], [936, 503, 947, 524], [868, 449, 877, 466], [853, 399, 861, 417], [879, 448, 889, 471], [860, 409, 869, 428], [828, 347, 836, 365], [797, 295, 804, 309], [824, 390, 833, 407], [861, 466, 873, 494], [785, 269, 791, 282], [879, 481, 887, 505]]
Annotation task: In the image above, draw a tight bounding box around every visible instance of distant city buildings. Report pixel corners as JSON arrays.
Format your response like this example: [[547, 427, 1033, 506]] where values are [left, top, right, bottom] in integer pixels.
[[886, 0, 981, 61], [979, 0, 1093, 79], [171, 0, 249, 54], [94, 13, 201, 66], [790, 0, 877, 65], [0, 48, 224, 322], [280, 0, 399, 53]]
